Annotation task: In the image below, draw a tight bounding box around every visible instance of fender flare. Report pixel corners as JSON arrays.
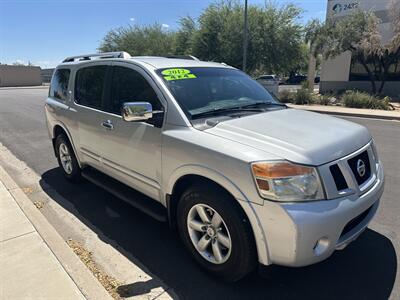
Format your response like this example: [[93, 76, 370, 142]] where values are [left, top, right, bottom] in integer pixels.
[[166, 164, 271, 265], [51, 121, 82, 168]]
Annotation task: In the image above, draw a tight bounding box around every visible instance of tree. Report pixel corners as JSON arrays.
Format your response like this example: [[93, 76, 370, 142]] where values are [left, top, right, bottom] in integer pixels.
[[190, 0, 304, 74], [323, 1, 400, 94], [174, 16, 197, 55], [304, 19, 325, 90], [99, 0, 305, 76], [98, 24, 175, 56]]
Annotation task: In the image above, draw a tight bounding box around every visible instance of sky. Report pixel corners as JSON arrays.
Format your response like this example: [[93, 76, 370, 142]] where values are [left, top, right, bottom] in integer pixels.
[[0, 0, 327, 68]]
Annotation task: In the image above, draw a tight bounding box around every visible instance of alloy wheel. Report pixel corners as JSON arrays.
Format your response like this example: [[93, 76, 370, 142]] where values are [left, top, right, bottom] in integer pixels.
[[59, 143, 73, 174], [187, 203, 232, 264]]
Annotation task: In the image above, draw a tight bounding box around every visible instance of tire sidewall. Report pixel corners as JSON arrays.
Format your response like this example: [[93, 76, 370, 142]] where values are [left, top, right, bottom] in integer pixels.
[[55, 134, 81, 181], [177, 186, 256, 281]]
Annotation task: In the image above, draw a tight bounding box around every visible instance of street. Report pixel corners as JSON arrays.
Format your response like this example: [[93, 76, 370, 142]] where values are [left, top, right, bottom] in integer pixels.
[[0, 87, 399, 299]]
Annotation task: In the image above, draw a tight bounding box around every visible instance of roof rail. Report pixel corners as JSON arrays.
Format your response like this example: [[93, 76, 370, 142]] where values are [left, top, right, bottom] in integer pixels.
[[164, 55, 199, 61], [62, 51, 131, 63]]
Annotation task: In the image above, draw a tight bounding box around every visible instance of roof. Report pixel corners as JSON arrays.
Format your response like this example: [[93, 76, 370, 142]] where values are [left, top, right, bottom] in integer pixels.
[[131, 56, 233, 69]]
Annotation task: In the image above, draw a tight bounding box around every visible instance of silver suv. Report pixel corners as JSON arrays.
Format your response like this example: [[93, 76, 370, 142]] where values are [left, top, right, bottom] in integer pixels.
[[45, 52, 384, 281]]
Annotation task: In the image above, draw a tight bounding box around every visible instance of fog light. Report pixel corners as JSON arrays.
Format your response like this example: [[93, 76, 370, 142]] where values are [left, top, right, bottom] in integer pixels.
[[313, 237, 330, 256]]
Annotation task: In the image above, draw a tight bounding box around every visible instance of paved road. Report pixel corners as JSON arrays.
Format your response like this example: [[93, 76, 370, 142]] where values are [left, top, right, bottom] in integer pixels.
[[0, 88, 398, 299]]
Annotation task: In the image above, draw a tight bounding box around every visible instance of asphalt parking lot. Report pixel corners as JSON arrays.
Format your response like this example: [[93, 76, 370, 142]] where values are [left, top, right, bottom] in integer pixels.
[[0, 87, 399, 299]]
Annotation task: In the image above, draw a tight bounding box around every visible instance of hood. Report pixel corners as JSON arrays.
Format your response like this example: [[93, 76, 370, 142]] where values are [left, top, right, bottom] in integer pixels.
[[205, 108, 371, 166]]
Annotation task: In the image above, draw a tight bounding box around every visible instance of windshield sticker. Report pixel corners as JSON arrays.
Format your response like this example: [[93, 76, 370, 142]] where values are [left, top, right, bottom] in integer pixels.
[[161, 68, 197, 81]]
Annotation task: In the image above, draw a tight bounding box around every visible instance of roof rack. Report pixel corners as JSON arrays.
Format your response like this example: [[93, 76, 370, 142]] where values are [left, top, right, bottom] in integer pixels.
[[164, 55, 199, 61], [62, 51, 131, 63]]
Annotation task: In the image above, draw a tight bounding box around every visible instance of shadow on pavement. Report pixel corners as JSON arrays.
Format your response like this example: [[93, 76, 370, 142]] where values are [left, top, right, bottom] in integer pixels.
[[40, 168, 397, 300]]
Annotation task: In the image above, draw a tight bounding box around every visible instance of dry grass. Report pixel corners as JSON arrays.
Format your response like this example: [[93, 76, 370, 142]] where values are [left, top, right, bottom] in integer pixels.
[[33, 200, 44, 209], [66, 239, 124, 300], [22, 187, 34, 195]]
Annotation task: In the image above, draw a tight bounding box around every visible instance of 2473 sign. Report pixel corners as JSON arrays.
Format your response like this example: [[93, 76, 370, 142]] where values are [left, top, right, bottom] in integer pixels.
[[332, 2, 359, 14]]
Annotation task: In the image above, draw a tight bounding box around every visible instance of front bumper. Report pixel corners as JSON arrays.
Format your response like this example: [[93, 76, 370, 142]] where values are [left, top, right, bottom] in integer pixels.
[[255, 162, 384, 267]]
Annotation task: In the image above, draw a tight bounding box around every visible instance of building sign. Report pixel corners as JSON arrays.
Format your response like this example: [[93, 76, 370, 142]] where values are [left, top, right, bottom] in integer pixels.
[[327, 0, 360, 18], [332, 2, 359, 14]]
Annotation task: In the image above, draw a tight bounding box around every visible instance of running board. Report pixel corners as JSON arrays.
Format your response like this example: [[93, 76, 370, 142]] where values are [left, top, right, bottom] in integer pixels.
[[81, 167, 167, 222]]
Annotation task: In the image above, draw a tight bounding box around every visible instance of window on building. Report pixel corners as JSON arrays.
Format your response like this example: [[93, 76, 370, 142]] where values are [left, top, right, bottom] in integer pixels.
[[75, 65, 108, 109], [108, 66, 162, 114], [350, 57, 400, 81], [49, 69, 70, 101]]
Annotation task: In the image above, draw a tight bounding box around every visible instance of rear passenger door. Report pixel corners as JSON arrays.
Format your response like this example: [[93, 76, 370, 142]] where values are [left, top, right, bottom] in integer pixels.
[[99, 63, 165, 201], [73, 63, 110, 170]]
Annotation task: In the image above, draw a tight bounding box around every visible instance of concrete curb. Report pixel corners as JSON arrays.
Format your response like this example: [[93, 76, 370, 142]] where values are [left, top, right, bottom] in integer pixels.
[[0, 85, 49, 90], [288, 105, 400, 121], [0, 165, 113, 300]]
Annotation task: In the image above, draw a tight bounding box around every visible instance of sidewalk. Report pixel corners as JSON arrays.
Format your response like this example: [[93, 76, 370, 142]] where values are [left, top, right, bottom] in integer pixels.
[[0, 166, 113, 300], [288, 104, 400, 121], [0, 179, 86, 299]]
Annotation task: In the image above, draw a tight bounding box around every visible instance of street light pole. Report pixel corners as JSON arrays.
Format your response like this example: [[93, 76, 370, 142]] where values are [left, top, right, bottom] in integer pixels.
[[242, 0, 248, 73]]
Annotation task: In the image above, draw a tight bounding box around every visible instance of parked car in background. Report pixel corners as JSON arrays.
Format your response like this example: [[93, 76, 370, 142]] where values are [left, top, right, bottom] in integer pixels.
[[255, 75, 279, 96], [284, 75, 320, 85], [46, 52, 384, 282], [256, 74, 280, 82], [284, 75, 307, 85]]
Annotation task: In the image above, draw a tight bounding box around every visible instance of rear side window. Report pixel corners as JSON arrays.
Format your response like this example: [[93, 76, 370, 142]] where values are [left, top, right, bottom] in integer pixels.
[[108, 66, 162, 114], [49, 69, 70, 101], [75, 65, 108, 109]]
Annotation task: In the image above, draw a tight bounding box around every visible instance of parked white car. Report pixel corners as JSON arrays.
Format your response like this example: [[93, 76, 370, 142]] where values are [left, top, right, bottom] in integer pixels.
[[256, 74, 279, 96], [45, 52, 384, 281]]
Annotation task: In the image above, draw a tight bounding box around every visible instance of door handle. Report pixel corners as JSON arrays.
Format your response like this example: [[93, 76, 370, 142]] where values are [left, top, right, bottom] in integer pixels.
[[101, 120, 114, 130]]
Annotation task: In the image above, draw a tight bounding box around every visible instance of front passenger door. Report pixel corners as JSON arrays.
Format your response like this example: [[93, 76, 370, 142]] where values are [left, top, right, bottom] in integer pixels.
[[99, 64, 165, 201]]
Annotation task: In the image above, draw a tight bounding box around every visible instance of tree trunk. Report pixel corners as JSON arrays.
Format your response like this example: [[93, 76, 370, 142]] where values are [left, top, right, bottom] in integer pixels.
[[307, 53, 317, 91], [378, 64, 390, 95], [360, 59, 377, 94]]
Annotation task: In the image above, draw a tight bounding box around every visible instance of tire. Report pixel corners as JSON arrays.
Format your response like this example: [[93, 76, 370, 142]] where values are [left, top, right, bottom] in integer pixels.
[[177, 183, 257, 281], [55, 134, 82, 182]]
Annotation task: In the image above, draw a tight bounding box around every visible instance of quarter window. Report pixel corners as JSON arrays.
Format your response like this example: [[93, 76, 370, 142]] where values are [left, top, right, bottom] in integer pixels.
[[49, 69, 70, 101], [75, 65, 108, 109], [109, 66, 162, 114]]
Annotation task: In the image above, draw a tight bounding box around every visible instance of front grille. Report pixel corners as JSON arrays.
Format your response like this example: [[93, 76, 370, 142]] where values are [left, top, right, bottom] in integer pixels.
[[340, 206, 372, 237], [347, 151, 371, 185], [329, 164, 348, 191]]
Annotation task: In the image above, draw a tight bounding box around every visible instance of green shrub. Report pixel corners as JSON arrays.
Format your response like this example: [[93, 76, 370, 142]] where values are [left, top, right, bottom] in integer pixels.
[[278, 90, 295, 103], [294, 88, 314, 105], [315, 94, 331, 105], [341, 90, 392, 110], [301, 80, 310, 90]]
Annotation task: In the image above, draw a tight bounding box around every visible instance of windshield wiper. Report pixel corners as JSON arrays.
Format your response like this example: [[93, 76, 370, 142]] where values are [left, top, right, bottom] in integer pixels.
[[191, 101, 286, 119], [192, 107, 264, 119], [239, 101, 287, 109]]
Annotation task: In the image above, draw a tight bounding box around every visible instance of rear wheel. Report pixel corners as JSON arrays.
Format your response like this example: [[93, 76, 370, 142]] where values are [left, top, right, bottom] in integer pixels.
[[55, 134, 82, 182], [177, 183, 257, 281]]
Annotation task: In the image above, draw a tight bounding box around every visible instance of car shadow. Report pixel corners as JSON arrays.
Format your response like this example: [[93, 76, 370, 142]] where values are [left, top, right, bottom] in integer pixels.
[[40, 168, 397, 300]]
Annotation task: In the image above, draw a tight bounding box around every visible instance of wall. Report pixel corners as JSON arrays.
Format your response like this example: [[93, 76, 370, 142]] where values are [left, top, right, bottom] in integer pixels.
[[0, 65, 42, 87], [320, 0, 396, 95]]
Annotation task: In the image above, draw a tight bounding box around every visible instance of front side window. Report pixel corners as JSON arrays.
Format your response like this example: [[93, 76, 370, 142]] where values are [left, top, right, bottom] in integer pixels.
[[75, 65, 108, 109], [156, 67, 278, 119], [49, 69, 70, 101], [109, 66, 162, 114]]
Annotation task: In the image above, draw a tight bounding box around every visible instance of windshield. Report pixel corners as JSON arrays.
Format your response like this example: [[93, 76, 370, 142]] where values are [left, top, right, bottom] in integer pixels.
[[156, 67, 279, 119]]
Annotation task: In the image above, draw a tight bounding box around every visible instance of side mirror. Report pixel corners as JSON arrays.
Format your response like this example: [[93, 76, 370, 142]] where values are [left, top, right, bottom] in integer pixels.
[[122, 102, 153, 122]]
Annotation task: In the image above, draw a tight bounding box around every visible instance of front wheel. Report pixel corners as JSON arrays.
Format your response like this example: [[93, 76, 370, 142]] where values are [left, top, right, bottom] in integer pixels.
[[177, 184, 257, 281]]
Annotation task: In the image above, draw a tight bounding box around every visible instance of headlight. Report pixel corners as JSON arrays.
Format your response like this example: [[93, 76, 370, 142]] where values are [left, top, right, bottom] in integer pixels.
[[251, 161, 325, 202]]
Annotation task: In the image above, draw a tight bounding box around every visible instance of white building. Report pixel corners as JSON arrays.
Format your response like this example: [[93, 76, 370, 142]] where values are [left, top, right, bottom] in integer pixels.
[[320, 0, 400, 97]]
